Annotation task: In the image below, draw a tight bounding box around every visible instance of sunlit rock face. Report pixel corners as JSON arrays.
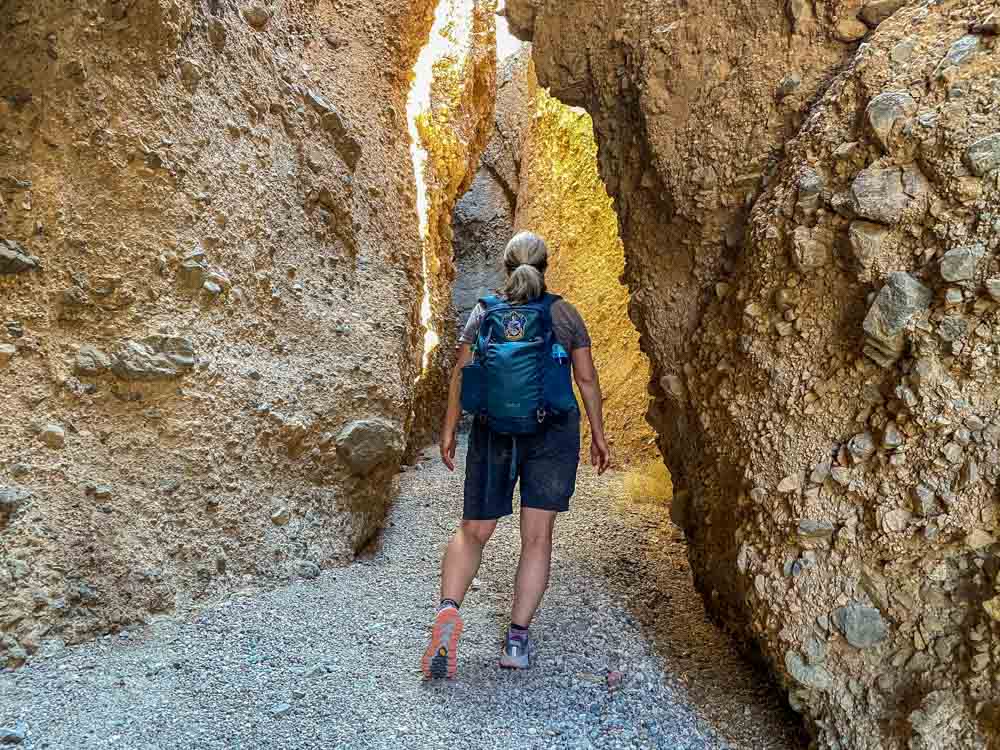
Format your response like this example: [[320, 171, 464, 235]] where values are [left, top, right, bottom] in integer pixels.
[[0, 0, 436, 666], [509, 0, 1000, 746], [406, 0, 498, 455]]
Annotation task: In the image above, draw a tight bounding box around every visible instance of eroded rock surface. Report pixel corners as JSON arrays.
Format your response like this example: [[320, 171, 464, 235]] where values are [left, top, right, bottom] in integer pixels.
[[511, 0, 1000, 746], [0, 0, 438, 667]]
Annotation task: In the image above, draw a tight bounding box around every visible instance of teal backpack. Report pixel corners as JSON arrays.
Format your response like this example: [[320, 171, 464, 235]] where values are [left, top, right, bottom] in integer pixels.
[[460, 293, 577, 435]]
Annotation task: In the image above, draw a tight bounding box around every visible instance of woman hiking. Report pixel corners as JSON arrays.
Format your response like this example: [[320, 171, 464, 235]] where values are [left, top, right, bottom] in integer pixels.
[[421, 230, 611, 679]]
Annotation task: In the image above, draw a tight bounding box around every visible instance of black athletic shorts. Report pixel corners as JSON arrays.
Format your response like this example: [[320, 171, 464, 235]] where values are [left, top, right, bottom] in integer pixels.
[[463, 411, 581, 521]]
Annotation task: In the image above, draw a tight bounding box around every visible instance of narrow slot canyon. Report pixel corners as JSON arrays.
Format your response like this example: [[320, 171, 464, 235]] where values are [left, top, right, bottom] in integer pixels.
[[2, 1, 1000, 749]]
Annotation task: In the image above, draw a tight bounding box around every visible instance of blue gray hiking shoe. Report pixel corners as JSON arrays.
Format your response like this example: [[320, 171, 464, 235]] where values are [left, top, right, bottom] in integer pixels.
[[499, 628, 531, 669]]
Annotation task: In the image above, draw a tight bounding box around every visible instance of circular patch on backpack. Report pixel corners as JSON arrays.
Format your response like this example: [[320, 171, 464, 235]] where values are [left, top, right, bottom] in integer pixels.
[[503, 311, 526, 341]]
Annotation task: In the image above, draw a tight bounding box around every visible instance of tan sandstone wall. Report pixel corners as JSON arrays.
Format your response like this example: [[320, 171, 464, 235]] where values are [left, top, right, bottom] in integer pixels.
[[509, 0, 1000, 747], [0, 0, 436, 667]]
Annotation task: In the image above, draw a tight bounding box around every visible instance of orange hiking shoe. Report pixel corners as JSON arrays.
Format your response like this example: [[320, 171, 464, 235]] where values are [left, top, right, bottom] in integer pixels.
[[421, 606, 464, 679]]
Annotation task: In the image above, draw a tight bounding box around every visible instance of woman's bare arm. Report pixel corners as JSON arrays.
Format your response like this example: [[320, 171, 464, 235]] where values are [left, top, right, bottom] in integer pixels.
[[572, 346, 611, 474], [440, 344, 473, 471]]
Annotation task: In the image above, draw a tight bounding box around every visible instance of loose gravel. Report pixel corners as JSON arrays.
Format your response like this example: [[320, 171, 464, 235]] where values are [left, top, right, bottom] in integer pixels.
[[0, 440, 806, 749]]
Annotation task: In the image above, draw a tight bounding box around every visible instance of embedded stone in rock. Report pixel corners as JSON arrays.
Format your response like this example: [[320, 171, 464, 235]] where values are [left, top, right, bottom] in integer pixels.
[[859, 0, 908, 27], [832, 604, 888, 648], [785, 650, 832, 690], [866, 91, 916, 150], [294, 560, 320, 579], [797, 519, 834, 539], [935, 35, 982, 78], [0, 239, 40, 274], [940, 243, 985, 282], [862, 272, 932, 367], [111, 336, 196, 381], [39, 424, 65, 449], [912, 484, 939, 517], [834, 15, 868, 42], [321, 111, 362, 172], [850, 168, 903, 224], [778, 474, 802, 493], [882, 508, 911, 533], [848, 221, 890, 270], [336, 418, 405, 476], [0, 343, 15, 368], [0, 486, 31, 525], [965, 133, 1000, 177], [242, 5, 271, 29], [986, 278, 1000, 302], [75, 345, 112, 376], [791, 226, 833, 271], [847, 432, 876, 463], [271, 506, 291, 526], [179, 259, 207, 289]]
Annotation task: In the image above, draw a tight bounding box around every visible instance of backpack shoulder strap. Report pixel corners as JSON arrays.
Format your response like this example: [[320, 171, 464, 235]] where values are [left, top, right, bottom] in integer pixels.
[[479, 294, 504, 311], [538, 293, 561, 330]]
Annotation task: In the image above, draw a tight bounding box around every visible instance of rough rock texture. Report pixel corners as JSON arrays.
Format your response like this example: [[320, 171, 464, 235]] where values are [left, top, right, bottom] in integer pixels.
[[0, 0, 438, 667], [406, 0, 498, 456], [511, 0, 1000, 747], [449, 52, 530, 332]]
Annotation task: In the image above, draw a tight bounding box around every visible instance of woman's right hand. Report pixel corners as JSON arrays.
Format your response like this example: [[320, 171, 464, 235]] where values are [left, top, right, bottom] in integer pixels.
[[441, 428, 457, 471], [590, 434, 611, 475]]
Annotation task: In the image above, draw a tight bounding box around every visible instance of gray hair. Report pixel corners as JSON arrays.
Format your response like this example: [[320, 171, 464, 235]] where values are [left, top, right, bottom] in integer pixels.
[[502, 231, 548, 303]]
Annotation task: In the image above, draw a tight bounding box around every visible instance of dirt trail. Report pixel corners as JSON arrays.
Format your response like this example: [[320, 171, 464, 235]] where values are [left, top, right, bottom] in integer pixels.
[[0, 438, 804, 749]]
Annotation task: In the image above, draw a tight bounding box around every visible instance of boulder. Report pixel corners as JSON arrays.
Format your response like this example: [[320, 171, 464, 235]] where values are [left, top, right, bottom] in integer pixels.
[[862, 272, 932, 367], [75, 345, 112, 376], [940, 243, 985, 282], [848, 221, 890, 270], [850, 166, 927, 225], [785, 650, 833, 690], [111, 335, 196, 381], [832, 604, 888, 648], [859, 0, 908, 27], [865, 91, 916, 150], [965, 133, 1000, 177], [0, 239, 40, 274], [335, 418, 405, 476], [242, 4, 271, 29]]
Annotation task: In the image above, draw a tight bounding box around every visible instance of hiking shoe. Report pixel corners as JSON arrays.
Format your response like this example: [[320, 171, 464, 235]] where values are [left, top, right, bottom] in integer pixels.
[[421, 606, 464, 679], [499, 628, 531, 669]]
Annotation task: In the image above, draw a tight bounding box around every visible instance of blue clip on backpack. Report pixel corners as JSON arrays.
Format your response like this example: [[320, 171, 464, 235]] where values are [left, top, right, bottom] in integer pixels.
[[459, 293, 577, 435]]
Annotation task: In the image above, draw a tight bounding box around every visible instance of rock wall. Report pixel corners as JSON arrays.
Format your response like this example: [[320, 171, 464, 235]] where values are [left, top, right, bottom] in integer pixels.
[[406, 0, 498, 454], [0, 0, 436, 667], [510, 0, 1000, 747], [450, 52, 530, 333]]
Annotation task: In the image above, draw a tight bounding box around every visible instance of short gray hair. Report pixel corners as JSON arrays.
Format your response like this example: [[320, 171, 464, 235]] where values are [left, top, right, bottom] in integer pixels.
[[502, 231, 548, 303]]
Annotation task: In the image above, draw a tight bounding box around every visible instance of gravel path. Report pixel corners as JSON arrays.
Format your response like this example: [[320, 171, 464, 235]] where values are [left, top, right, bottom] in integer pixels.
[[0, 439, 805, 750]]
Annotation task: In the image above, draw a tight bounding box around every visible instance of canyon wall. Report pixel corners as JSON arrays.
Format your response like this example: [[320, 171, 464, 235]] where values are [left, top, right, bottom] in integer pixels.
[[0, 0, 437, 667], [510, 0, 1000, 747], [406, 0, 497, 454]]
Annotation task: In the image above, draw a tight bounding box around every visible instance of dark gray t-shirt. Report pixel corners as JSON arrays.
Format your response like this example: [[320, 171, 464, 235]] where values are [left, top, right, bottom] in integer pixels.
[[458, 298, 592, 352]]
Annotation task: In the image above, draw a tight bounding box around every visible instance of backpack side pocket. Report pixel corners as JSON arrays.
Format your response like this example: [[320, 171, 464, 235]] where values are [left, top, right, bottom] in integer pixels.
[[543, 343, 578, 414], [459, 359, 486, 415]]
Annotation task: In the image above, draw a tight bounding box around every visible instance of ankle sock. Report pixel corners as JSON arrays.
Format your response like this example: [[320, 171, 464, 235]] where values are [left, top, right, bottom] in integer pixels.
[[438, 598, 460, 612], [510, 622, 528, 633]]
